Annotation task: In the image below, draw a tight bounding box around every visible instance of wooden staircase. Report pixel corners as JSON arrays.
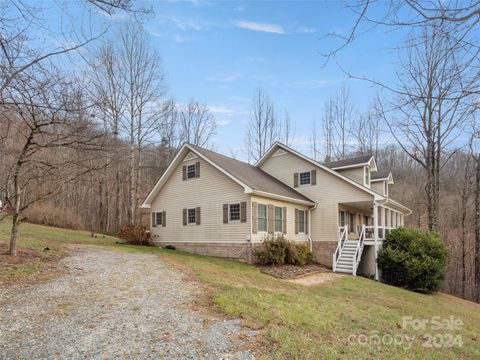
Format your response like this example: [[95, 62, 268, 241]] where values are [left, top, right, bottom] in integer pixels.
[[333, 225, 366, 276], [334, 240, 358, 273]]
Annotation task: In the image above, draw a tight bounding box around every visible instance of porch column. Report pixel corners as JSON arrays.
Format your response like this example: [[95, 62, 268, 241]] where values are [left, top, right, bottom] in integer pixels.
[[381, 207, 386, 238], [401, 213, 404, 226], [373, 203, 379, 281]]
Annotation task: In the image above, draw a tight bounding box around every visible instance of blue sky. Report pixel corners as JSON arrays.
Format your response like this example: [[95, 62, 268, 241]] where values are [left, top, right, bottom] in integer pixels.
[[41, 0, 408, 158]]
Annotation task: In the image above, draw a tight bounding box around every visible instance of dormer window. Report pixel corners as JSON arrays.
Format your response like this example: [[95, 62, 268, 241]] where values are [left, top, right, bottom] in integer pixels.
[[364, 166, 370, 187], [299, 171, 311, 186]]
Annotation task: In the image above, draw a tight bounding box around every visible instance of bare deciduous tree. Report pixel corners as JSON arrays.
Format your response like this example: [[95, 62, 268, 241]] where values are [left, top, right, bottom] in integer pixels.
[[376, 22, 479, 230], [245, 88, 279, 162], [178, 100, 218, 148]]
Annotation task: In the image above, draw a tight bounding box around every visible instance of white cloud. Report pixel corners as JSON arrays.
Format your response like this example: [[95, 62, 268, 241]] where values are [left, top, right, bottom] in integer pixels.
[[216, 119, 231, 126], [232, 20, 285, 34], [297, 26, 316, 33], [173, 34, 185, 42], [171, 16, 203, 31], [209, 106, 236, 114]]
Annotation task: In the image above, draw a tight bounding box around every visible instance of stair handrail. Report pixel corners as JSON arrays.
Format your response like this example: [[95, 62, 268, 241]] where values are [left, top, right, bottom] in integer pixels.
[[353, 225, 366, 276], [333, 225, 348, 272]]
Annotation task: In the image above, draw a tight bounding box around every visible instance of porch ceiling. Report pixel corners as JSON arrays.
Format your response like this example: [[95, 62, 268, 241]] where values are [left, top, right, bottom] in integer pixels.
[[339, 201, 373, 213]]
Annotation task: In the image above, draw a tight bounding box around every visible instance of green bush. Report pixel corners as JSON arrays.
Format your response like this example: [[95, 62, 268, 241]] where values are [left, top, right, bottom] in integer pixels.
[[377, 227, 448, 293], [254, 234, 313, 266]]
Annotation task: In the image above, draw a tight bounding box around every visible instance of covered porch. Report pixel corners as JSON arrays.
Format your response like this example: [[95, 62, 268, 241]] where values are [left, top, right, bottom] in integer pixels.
[[334, 198, 410, 279]]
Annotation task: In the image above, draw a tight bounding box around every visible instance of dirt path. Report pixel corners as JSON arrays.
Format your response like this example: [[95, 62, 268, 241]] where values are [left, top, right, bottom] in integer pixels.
[[0, 248, 255, 360]]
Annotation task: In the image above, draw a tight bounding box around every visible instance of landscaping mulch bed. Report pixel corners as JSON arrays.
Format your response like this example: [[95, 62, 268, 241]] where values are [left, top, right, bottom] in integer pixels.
[[258, 263, 331, 279]]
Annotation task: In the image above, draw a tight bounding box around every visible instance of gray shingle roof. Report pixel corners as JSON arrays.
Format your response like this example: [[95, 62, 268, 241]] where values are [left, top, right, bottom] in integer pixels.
[[371, 170, 392, 181], [189, 145, 314, 203], [323, 154, 373, 169]]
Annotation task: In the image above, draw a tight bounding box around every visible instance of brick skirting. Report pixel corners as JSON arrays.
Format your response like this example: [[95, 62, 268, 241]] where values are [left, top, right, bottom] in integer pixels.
[[312, 241, 338, 268], [152, 241, 255, 263]]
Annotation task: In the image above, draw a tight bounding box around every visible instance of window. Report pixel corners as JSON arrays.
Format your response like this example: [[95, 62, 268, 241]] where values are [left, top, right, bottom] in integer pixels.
[[349, 212, 355, 233], [384, 181, 389, 196], [364, 166, 370, 186], [339, 210, 346, 227], [298, 210, 305, 233], [187, 164, 196, 179], [364, 215, 369, 226], [229, 203, 240, 222], [274, 206, 282, 232], [299, 171, 311, 186], [188, 208, 196, 224], [258, 204, 267, 232], [156, 212, 163, 226]]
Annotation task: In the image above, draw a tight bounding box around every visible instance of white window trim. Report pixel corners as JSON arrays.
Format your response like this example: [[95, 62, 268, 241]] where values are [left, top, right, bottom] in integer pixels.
[[298, 209, 306, 234], [363, 166, 370, 187], [299, 171, 311, 186], [187, 208, 196, 225], [155, 211, 163, 226], [274, 206, 283, 234], [228, 203, 241, 223], [339, 210, 346, 227], [384, 181, 389, 197], [187, 163, 196, 179], [257, 203, 268, 233]]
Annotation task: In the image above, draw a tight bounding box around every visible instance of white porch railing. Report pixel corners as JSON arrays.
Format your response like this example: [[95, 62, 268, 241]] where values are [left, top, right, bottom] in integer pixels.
[[333, 225, 347, 272], [353, 225, 366, 276], [364, 226, 395, 241]]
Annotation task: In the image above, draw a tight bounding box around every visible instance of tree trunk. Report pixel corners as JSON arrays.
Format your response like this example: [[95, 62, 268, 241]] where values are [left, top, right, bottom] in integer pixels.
[[129, 141, 136, 225], [474, 156, 480, 303], [9, 208, 20, 256]]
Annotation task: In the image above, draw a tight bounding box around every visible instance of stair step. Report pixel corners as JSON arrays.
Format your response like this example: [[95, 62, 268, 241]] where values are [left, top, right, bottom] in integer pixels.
[[335, 267, 353, 274]]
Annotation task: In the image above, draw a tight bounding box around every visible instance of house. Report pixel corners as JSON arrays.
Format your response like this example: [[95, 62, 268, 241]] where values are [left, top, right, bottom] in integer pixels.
[[141, 142, 411, 279]]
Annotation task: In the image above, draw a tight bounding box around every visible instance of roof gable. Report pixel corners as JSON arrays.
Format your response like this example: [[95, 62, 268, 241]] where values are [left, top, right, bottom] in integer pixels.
[[141, 144, 314, 208], [256, 142, 381, 198]]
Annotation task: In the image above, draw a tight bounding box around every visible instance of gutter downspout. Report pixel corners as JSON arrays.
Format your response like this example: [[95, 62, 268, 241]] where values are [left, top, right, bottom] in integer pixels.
[[308, 203, 318, 252]]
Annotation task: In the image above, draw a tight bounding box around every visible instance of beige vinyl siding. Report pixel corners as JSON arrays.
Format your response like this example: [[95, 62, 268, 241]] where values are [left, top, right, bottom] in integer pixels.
[[259, 151, 374, 243], [250, 195, 309, 243], [336, 167, 365, 185], [150, 152, 250, 243], [371, 181, 385, 196]]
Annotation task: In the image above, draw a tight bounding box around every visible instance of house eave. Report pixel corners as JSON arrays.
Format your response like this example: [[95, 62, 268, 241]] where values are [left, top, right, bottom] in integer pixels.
[[249, 189, 316, 206]]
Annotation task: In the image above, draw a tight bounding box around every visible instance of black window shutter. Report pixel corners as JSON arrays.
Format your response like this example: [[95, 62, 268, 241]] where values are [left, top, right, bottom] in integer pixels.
[[162, 211, 166, 227], [152, 212, 157, 227], [183, 209, 187, 226], [182, 165, 187, 181], [294, 172, 299, 187]]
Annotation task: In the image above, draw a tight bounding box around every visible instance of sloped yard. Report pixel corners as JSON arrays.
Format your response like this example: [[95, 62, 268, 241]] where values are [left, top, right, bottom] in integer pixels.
[[1, 221, 479, 359]]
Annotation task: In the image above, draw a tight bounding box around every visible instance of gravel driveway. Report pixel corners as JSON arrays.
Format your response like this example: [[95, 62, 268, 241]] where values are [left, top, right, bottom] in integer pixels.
[[0, 248, 255, 359]]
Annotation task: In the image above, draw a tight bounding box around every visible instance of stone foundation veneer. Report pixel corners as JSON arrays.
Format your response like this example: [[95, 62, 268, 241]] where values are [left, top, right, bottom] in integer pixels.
[[152, 240, 338, 266], [152, 241, 255, 263], [312, 241, 338, 268]]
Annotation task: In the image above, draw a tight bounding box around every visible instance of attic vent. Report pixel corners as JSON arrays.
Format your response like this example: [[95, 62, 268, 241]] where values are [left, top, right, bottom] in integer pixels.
[[183, 152, 198, 162], [272, 149, 287, 157]]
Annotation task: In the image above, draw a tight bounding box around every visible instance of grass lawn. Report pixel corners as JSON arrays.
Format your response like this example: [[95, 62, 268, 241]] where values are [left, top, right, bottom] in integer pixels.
[[1, 221, 479, 359]]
